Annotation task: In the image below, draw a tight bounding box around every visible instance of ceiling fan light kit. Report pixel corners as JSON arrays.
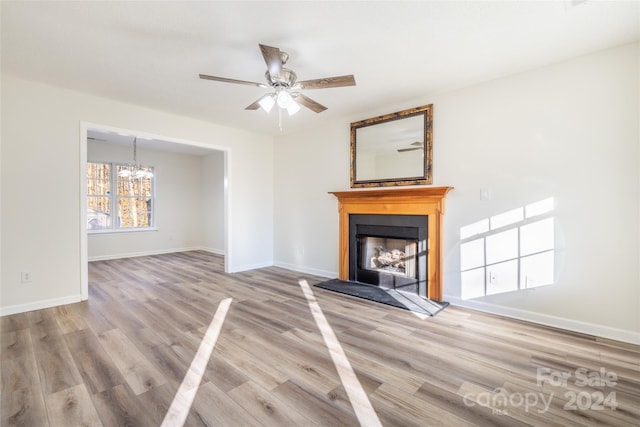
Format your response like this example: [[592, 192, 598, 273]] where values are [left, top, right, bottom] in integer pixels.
[[200, 43, 356, 120], [258, 94, 275, 113]]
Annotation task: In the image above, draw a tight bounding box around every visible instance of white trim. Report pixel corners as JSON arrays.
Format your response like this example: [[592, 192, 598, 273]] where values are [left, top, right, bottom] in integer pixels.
[[88, 247, 224, 262], [274, 261, 336, 279], [80, 122, 89, 300], [223, 149, 231, 273], [201, 247, 225, 256], [227, 260, 273, 273], [88, 227, 159, 235], [445, 295, 640, 345], [1, 294, 83, 317]]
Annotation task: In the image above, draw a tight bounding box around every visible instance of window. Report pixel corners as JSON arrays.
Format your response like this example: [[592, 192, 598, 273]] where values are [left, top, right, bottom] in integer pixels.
[[460, 198, 555, 299], [87, 162, 155, 232]]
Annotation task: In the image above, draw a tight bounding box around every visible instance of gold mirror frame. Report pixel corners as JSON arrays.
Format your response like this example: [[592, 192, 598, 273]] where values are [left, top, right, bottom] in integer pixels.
[[350, 104, 433, 188]]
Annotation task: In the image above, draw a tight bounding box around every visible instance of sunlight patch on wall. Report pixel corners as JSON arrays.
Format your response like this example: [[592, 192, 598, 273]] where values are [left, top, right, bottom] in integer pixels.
[[460, 198, 555, 300]]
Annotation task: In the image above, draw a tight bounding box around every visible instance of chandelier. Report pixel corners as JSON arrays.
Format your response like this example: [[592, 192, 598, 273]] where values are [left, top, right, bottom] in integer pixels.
[[117, 137, 153, 179]]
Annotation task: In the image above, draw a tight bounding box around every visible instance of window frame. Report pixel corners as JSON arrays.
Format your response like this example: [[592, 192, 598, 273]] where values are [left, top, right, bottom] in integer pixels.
[[87, 161, 157, 234]]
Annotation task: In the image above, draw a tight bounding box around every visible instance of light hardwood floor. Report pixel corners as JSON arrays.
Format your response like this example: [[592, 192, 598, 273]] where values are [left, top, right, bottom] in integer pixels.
[[1, 251, 638, 426]]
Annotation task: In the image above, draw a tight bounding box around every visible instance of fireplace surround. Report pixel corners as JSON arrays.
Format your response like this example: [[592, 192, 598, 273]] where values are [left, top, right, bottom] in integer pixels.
[[330, 187, 452, 301]]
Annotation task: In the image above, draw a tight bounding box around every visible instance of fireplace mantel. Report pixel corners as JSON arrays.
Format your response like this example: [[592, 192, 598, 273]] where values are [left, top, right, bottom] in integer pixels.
[[329, 187, 453, 301]]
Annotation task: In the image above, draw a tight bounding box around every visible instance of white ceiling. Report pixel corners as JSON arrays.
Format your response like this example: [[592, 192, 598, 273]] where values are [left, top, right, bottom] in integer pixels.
[[2, 1, 639, 141]]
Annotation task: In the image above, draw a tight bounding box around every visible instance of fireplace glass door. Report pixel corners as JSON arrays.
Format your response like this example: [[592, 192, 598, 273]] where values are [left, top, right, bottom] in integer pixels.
[[357, 235, 419, 293], [349, 214, 428, 296]]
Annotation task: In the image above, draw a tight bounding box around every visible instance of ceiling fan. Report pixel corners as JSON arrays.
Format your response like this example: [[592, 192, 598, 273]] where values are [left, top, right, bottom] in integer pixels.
[[397, 141, 423, 152], [199, 44, 356, 115]]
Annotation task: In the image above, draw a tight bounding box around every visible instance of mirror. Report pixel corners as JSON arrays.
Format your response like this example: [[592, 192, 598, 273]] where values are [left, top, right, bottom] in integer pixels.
[[350, 104, 432, 188]]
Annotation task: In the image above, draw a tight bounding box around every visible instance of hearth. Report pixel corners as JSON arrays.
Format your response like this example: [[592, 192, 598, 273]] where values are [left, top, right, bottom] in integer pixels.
[[349, 214, 428, 296]]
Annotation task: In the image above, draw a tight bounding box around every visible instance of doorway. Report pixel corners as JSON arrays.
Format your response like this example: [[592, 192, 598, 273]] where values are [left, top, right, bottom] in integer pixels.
[[80, 122, 230, 300]]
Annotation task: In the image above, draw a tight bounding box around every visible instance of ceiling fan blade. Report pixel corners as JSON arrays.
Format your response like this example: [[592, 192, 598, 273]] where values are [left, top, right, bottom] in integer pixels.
[[245, 94, 274, 111], [245, 99, 262, 110], [397, 147, 422, 152], [292, 93, 327, 113], [199, 74, 268, 88], [295, 74, 356, 90], [259, 44, 283, 80]]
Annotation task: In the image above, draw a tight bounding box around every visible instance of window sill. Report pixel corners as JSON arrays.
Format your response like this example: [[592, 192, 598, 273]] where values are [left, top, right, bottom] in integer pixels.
[[88, 227, 158, 235]]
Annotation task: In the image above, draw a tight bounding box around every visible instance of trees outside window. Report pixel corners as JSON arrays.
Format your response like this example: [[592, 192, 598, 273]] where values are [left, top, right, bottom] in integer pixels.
[[87, 162, 155, 231]]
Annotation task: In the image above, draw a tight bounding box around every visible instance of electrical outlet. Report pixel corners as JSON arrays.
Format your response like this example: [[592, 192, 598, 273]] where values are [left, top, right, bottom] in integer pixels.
[[21, 272, 32, 283], [525, 275, 535, 288], [489, 271, 499, 284]]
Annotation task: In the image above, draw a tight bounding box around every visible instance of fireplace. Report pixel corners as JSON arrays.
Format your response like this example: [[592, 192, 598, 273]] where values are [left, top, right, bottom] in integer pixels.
[[330, 187, 452, 301], [349, 214, 428, 296]]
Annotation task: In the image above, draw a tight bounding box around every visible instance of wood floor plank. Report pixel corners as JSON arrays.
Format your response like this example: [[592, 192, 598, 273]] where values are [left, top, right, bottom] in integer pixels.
[[96, 328, 166, 395], [28, 312, 84, 395], [1, 386, 49, 427], [214, 333, 288, 391], [44, 383, 102, 427], [226, 326, 341, 395], [283, 327, 423, 394], [1, 328, 34, 361], [64, 300, 115, 334], [136, 383, 193, 427], [64, 329, 125, 394], [145, 343, 195, 387], [414, 380, 529, 427], [271, 379, 360, 426], [229, 380, 323, 427], [2, 251, 638, 426], [0, 312, 30, 333], [2, 355, 42, 398], [372, 381, 474, 427], [54, 304, 90, 334], [187, 381, 264, 427], [91, 384, 157, 427], [207, 358, 254, 394]]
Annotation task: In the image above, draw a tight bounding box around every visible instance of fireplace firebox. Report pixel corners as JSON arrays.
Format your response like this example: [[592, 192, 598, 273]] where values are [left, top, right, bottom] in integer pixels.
[[349, 214, 428, 297]]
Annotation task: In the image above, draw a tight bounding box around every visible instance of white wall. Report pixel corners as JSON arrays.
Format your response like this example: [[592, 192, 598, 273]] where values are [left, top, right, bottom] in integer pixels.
[[87, 140, 219, 260], [1, 75, 274, 314], [274, 122, 348, 278], [274, 43, 640, 343]]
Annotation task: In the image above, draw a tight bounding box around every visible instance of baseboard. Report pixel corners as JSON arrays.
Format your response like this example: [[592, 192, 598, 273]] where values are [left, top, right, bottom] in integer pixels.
[[273, 261, 336, 279], [445, 295, 640, 345], [1, 294, 83, 317], [201, 247, 225, 256], [88, 246, 224, 262], [227, 260, 274, 273]]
